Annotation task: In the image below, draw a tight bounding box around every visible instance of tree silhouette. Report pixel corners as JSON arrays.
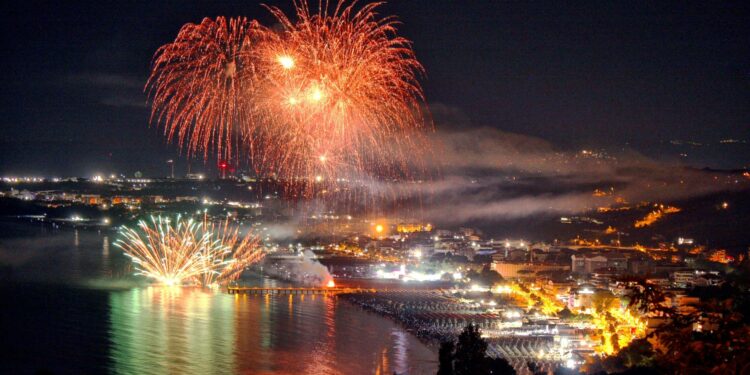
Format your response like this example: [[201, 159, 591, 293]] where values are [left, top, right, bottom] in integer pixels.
[[591, 272, 750, 373], [486, 357, 515, 374], [454, 324, 488, 375], [466, 266, 504, 287], [437, 324, 516, 375], [437, 341, 455, 375], [526, 361, 545, 375], [592, 290, 618, 313]]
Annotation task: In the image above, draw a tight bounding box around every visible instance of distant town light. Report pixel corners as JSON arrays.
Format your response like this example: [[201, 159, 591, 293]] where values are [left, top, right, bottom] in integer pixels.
[[566, 359, 577, 369]]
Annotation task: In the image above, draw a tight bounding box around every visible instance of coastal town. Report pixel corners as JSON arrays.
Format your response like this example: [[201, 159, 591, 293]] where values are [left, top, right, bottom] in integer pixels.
[[2, 173, 747, 374]]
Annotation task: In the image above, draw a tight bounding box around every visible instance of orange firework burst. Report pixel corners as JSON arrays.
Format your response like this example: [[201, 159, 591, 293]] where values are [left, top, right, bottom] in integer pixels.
[[255, 0, 428, 192], [146, 17, 258, 161], [147, 1, 430, 198], [115, 215, 264, 286]]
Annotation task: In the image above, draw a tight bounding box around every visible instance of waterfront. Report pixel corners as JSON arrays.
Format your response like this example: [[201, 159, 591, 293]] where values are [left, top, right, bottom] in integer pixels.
[[0, 222, 437, 375]]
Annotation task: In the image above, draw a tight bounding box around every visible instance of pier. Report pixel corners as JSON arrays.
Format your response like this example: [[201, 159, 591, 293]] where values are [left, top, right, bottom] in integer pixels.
[[226, 286, 375, 295]]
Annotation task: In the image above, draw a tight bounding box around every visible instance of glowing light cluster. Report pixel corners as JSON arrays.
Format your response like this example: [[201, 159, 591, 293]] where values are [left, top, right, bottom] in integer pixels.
[[634, 204, 681, 228], [506, 283, 564, 316], [590, 306, 647, 355], [146, 1, 429, 196], [115, 216, 264, 286], [500, 282, 647, 356]]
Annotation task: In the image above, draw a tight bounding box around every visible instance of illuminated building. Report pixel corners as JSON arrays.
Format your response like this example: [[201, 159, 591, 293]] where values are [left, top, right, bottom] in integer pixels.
[[571, 253, 630, 275], [707, 249, 732, 264], [571, 254, 607, 275], [568, 284, 596, 309], [671, 270, 698, 288], [627, 257, 654, 275], [79, 194, 102, 205], [396, 223, 433, 233], [676, 237, 694, 245]]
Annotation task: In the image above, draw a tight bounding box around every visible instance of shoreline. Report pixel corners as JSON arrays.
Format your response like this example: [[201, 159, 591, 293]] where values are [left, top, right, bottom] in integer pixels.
[[340, 293, 442, 350], [338, 289, 469, 346]]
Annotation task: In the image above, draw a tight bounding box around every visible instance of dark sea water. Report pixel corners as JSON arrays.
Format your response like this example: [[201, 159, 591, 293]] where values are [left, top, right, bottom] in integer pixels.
[[0, 221, 436, 375]]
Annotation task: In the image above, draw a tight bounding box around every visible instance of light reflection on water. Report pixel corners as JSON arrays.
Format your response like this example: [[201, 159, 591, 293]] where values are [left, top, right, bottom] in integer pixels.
[[0, 222, 437, 375], [107, 287, 435, 375]]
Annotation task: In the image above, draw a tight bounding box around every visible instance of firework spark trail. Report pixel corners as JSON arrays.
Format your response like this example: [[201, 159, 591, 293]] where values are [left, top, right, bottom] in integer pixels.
[[202, 218, 266, 285], [114, 216, 264, 286], [254, 0, 429, 193], [146, 1, 430, 198], [146, 17, 259, 162]]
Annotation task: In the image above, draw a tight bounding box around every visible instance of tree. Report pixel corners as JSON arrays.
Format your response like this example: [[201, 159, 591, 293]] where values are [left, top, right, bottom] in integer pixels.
[[584, 338, 661, 374], [617, 338, 656, 369], [473, 254, 492, 264], [600, 273, 750, 374], [480, 265, 504, 285], [486, 357, 515, 375], [592, 290, 618, 313], [526, 361, 545, 375], [437, 341, 455, 375], [437, 324, 516, 375], [454, 324, 488, 375], [557, 307, 574, 320], [466, 266, 504, 287]]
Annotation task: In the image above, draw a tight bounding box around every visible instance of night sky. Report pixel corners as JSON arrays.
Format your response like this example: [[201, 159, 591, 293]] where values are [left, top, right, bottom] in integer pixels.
[[2, 0, 749, 177]]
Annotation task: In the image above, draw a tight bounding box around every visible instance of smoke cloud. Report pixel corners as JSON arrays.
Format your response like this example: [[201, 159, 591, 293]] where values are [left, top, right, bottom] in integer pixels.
[[369, 104, 749, 224]]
